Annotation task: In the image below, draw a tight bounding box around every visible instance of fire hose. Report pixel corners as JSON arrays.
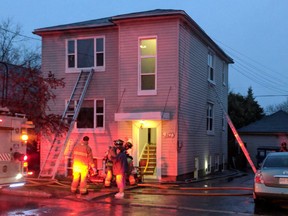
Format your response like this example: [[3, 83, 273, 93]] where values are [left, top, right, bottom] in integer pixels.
[[23, 179, 253, 197], [25, 178, 70, 188], [131, 184, 253, 196]]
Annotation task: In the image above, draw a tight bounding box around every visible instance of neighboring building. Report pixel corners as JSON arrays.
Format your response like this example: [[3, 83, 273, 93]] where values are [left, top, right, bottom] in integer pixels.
[[238, 110, 288, 166], [33, 9, 233, 181]]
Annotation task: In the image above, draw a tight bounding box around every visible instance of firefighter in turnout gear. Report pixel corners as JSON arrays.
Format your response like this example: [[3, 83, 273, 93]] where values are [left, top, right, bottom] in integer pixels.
[[104, 139, 128, 198], [104, 147, 114, 187], [124, 141, 136, 186], [71, 136, 96, 195]]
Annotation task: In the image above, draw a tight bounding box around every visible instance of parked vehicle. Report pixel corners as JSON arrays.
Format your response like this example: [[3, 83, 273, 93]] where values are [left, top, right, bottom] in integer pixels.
[[256, 146, 279, 168], [0, 107, 34, 188], [254, 152, 288, 205]]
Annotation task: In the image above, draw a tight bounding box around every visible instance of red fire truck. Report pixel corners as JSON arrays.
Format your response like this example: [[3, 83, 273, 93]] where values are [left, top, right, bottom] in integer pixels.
[[0, 107, 34, 188]]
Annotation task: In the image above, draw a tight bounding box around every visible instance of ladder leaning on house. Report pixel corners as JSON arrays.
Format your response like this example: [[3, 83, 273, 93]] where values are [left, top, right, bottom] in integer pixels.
[[38, 69, 94, 179]]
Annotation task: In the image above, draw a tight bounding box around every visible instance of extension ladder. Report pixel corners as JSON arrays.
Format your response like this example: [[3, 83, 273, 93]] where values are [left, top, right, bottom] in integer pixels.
[[38, 69, 94, 179], [210, 83, 256, 173]]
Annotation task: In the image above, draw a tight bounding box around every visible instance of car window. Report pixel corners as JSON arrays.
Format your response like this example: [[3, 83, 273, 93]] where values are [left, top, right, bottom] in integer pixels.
[[263, 156, 288, 168]]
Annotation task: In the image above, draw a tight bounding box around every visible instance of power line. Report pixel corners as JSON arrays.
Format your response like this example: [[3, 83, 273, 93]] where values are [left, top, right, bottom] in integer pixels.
[[214, 39, 288, 98], [255, 95, 288, 98], [0, 26, 41, 41]]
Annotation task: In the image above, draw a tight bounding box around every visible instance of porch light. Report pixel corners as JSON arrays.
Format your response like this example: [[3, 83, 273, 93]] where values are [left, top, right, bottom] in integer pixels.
[[140, 120, 145, 129]]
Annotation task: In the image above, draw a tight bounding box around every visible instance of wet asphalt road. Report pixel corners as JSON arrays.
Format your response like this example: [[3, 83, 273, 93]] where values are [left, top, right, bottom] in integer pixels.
[[1, 171, 288, 216]]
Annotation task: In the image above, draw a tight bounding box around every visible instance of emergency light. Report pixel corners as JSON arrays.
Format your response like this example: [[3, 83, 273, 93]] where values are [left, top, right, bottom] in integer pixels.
[[21, 134, 29, 142], [14, 152, 27, 161]]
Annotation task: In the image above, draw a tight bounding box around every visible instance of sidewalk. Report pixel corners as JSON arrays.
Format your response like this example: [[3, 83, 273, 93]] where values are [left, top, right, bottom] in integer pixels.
[[0, 169, 247, 200]]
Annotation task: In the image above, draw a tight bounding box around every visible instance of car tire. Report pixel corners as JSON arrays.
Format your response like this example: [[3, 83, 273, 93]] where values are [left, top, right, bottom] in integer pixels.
[[253, 192, 266, 206]]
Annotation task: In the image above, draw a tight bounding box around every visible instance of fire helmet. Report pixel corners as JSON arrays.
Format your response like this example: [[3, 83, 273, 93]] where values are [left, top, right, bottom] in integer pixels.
[[125, 142, 133, 150], [114, 139, 124, 146]]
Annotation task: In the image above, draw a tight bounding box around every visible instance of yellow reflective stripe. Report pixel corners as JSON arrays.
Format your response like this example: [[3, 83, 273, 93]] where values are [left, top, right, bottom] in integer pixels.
[[74, 151, 87, 157]]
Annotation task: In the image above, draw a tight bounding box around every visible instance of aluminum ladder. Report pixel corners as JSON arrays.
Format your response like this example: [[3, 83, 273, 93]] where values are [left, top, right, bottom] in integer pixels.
[[38, 69, 94, 179], [210, 83, 256, 173]]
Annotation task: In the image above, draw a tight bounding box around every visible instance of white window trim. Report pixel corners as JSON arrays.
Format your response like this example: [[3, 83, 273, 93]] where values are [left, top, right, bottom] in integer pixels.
[[207, 50, 215, 85], [138, 36, 157, 96], [64, 99, 105, 133], [94, 99, 105, 131], [207, 102, 214, 135], [222, 61, 227, 86], [65, 36, 105, 73]]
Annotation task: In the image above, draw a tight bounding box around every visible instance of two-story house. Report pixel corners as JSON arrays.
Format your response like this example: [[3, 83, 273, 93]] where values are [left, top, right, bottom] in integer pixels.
[[34, 9, 233, 181]]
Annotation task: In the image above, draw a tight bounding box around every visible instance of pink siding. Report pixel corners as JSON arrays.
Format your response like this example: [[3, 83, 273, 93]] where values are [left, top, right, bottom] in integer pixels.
[[117, 18, 180, 176], [39, 12, 229, 179], [40, 28, 121, 171]]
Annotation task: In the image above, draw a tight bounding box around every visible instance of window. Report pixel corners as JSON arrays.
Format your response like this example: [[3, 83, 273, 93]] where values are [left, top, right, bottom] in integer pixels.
[[208, 51, 214, 82], [77, 100, 94, 128], [95, 100, 104, 128], [222, 61, 227, 86], [65, 99, 105, 130], [67, 37, 104, 72], [207, 103, 214, 133], [139, 37, 157, 95]]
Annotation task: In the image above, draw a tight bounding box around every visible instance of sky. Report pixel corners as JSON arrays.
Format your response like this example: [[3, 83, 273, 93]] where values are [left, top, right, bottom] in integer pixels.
[[1, 0, 288, 110]]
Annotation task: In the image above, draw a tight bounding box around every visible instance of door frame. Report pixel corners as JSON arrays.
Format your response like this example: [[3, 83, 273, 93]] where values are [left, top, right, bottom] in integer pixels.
[[132, 120, 162, 180]]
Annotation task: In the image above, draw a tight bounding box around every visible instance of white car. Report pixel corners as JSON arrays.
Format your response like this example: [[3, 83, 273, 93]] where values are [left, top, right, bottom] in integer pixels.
[[254, 152, 288, 204]]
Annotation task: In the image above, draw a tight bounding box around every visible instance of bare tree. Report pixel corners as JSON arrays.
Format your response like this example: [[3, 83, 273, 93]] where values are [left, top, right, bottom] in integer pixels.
[[265, 98, 288, 114], [0, 18, 40, 68], [0, 18, 66, 135]]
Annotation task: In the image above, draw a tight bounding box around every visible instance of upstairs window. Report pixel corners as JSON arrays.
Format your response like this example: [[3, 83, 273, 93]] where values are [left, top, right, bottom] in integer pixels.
[[67, 37, 105, 72], [208, 51, 214, 83], [139, 37, 157, 95], [206, 102, 214, 133], [222, 61, 227, 86]]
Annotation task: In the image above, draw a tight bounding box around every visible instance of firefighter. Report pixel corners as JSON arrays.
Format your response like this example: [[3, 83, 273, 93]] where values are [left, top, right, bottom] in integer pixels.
[[105, 139, 128, 199], [104, 146, 114, 187], [124, 141, 136, 185], [71, 136, 96, 195]]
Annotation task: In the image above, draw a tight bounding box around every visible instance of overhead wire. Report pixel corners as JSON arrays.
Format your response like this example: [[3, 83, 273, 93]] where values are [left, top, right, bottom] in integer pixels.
[[214, 39, 288, 98], [2, 23, 287, 99], [0, 26, 41, 41]]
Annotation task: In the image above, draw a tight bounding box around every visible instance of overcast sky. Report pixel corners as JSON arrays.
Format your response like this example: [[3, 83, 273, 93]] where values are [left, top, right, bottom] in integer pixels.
[[1, 0, 287, 110]]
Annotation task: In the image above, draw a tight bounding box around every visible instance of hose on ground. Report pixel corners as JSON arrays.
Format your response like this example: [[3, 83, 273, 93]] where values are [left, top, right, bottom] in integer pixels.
[[136, 183, 253, 196], [25, 178, 71, 188], [127, 190, 252, 196]]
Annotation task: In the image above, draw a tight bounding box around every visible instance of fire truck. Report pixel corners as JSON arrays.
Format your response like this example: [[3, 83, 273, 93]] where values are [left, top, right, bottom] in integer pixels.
[[0, 107, 34, 188]]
